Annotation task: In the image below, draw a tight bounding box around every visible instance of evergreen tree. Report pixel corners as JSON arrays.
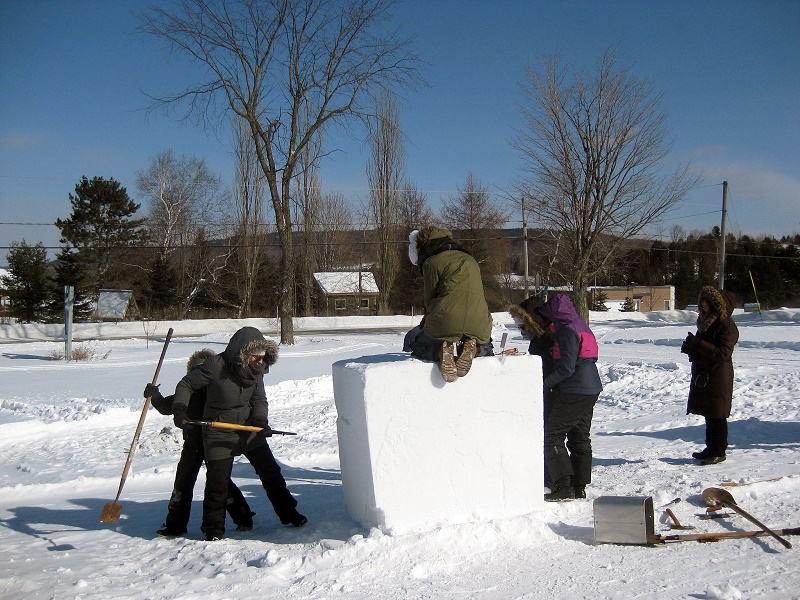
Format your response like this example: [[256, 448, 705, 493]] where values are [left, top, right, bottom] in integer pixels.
[[142, 254, 178, 317], [55, 176, 145, 294], [619, 296, 637, 312], [44, 247, 94, 322], [590, 290, 610, 311], [2, 241, 50, 322]]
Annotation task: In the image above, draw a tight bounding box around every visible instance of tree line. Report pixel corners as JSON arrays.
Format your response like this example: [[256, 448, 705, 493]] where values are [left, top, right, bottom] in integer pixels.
[[3, 179, 798, 326]]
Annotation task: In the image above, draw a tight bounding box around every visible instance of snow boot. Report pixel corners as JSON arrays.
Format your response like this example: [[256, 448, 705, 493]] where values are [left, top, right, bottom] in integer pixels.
[[156, 525, 187, 537], [234, 510, 256, 532], [699, 454, 726, 465], [439, 341, 458, 383], [544, 479, 576, 502], [692, 448, 710, 459], [573, 485, 586, 499], [280, 510, 308, 527], [455, 338, 477, 377]]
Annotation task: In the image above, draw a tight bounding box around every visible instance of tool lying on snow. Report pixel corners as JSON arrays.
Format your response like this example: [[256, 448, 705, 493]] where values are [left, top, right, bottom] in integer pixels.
[[496, 348, 518, 355], [702, 487, 792, 549], [720, 475, 796, 487], [655, 528, 800, 544], [100, 328, 174, 524], [662, 508, 694, 530], [184, 420, 297, 435], [697, 512, 734, 520], [594, 494, 796, 548]]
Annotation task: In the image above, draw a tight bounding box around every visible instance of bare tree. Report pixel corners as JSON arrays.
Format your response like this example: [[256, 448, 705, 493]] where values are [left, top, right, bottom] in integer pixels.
[[136, 150, 221, 257], [140, 0, 421, 343], [366, 92, 404, 314], [229, 119, 268, 318], [440, 171, 508, 264], [513, 48, 697, 320], [315, 191, 353, 271], [292, 112, 324, 317], [294, 167, 322, 316], [390, 181, 432, 313], [397, 181, 433, 230], [438, 172, 508, 309], [136, 150, 222, 315]]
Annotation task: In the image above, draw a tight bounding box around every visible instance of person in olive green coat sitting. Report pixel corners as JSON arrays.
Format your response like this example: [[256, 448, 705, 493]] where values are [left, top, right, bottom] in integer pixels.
[[403, 226, 494, 382]]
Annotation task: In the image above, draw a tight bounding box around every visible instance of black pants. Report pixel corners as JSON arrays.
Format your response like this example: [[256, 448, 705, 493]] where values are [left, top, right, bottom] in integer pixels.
[[202, 442, 298, 538], [705, 417, 728, 456], [163, 428, 253, 533], [407, 328, 493, 362], [542, 387, 557, 488], [544, 391, 599, 489]]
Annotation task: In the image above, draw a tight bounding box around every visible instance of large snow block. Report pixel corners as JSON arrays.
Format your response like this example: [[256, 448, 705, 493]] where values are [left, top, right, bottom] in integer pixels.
[[333, 352, 544, 533]]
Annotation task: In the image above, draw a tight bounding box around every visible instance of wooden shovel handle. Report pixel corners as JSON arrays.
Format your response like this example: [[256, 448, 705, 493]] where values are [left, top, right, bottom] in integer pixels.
[[185, 420, 262, 432], [725, 503, 793, 549]]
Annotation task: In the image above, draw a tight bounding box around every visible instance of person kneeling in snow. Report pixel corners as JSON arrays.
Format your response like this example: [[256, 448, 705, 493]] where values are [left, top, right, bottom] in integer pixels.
[[403, 226, 494, 383], [170, 327, 306, 541], [144, 349, 255, 537]]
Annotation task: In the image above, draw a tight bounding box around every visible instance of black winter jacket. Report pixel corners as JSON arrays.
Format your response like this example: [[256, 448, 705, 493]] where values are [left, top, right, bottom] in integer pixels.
[[172, 327, 277, 461]]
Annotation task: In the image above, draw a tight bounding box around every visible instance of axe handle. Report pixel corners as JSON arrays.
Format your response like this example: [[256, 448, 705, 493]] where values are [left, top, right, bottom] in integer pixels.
[[184, 420, 296, 435]]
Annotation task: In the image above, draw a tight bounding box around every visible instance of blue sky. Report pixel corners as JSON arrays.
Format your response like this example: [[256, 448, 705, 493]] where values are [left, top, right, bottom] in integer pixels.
[[2, 0, 799, 261]]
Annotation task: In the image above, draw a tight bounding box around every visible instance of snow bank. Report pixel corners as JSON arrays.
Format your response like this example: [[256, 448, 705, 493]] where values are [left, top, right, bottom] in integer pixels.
[[332, 352, 544, 533]]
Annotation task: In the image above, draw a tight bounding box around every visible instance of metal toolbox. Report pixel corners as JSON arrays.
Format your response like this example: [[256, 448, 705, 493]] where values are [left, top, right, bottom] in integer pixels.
[[593, 496, 656, 545]]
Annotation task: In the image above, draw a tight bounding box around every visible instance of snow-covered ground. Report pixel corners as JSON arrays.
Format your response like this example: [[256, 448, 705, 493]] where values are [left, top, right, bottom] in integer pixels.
[[1, 308, 799, 600]]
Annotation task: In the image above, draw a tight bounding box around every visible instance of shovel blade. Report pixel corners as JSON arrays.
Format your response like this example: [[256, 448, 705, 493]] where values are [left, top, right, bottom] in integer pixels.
[[99, 501, 123, 524], [702, 487, 736, 508]]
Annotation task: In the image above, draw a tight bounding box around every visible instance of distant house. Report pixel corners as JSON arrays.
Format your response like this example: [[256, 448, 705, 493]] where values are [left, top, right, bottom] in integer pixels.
[[589, 285, 675, 312], [313, 271, 378, 316], [500, 276, 675, 313], [96, 289, 140, 321]]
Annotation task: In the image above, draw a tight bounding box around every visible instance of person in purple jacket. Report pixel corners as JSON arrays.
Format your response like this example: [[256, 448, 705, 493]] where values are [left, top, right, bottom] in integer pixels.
[[536, 294, 603, 501]]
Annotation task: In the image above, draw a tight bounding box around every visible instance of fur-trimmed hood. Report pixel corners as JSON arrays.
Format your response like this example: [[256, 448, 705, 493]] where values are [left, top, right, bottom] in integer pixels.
[[222, 326, 278, 382], [508, 303, 546, 339], [696, 286, 737, 334], [409, 226, 470, 272], [186, 348, 215, 372], [697, 286, 736, 320]]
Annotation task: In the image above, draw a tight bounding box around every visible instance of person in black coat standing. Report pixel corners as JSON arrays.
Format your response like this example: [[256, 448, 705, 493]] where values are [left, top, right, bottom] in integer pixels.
[[171, 327, 306, 541], [681, 286, 739, 465], [145, 349, 255, 537]]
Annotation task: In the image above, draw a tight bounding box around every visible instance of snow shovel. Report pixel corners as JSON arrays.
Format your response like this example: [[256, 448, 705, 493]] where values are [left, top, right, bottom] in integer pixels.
[[702, 487, 792, 549], [100, 328, 174, 524], [184, 420, 297, 435]]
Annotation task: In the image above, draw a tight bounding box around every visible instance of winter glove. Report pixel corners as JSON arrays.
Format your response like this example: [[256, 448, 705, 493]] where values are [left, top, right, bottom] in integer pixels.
[[173, 405, 191, 430], [247, 416, 272, 437], [680, 332, 700, 354], [143, 383, 163, 402]]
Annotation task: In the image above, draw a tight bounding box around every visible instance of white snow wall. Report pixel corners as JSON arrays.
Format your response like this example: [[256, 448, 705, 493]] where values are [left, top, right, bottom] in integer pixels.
[[332, 352, 544, 533]]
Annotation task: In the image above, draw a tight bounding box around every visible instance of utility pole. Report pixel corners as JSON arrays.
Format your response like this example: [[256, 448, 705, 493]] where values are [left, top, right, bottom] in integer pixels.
[[719, 181, 728, 289], [522, 197, 529, 297]]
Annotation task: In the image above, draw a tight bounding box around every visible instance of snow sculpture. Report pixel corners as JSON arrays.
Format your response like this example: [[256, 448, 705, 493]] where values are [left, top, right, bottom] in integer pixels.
[[333, 352, 544, 533]]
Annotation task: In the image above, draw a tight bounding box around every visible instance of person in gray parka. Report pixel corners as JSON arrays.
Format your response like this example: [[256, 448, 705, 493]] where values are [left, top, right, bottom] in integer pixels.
[[171, 326, 305, 541]]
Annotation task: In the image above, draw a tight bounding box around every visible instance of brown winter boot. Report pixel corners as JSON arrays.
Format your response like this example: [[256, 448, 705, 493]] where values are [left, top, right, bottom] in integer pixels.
[[455, 338, 477, 377], [439, 341, 458, 383]]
